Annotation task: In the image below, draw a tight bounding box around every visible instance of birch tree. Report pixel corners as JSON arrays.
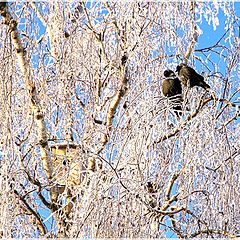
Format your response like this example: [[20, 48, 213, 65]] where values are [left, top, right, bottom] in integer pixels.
[[0, 1, 239, 238]]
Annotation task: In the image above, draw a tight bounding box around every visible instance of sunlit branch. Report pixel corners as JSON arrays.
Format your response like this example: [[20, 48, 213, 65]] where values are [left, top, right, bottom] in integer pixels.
[[221, 113, 239, 128], [165, 172, 180, 202], [30, 2, 59, 60], [195, 54, 216, 71], [206, 149, 240, 173], [102, 1, 120, 35], [216, 88, 240, 119], [168, 207, 229, 238], [183, 1, 197, 63], [81, 2, 109, 63], [106, 74, 128, 131], [0, 4, 53, 179], [156, 207, 185, 216], [155, 94, 238, 144]]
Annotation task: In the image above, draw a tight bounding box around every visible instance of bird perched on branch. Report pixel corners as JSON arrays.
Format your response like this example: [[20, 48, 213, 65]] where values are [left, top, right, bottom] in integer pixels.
[[176, 63, 210, 90], [146, 181, 157, 193], [0, 2, 6, 9], [0, 2, 7, 15], [162, 70, 183, 116]]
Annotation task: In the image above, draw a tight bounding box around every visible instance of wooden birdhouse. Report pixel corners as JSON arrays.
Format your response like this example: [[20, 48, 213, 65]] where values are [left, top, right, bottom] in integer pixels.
[[50, 143, 86, 187]]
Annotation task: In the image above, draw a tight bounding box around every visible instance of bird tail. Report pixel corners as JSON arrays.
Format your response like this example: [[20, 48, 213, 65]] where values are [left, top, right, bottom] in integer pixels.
[[199, 81, 210, 90], [170, 95, 182, 116], [173, 105, 182, 116]]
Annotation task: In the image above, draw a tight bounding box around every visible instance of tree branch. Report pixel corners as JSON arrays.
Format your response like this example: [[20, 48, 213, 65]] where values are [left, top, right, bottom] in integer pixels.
[[155, 94, 213, 144], [30, 2, 59, 60], [195, 20, 234, 53], [190, 229, 236, 238], [14, 190, 47, 235], [0, 4, 53, 179], [165, 172, 180, 202], [183, 1, 197, 63]]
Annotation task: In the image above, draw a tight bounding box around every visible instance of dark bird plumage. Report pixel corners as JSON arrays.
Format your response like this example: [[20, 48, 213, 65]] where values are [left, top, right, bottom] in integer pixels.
[[176, 63, 210, 90], [0, 2, 6, 10], [0, 2, 7, 15], [163, 70, 182, 97], [64, 31, 70, 38], [162, 70, 183, 116], [121, 54, 128, 65], [146, 181, 157, 193]]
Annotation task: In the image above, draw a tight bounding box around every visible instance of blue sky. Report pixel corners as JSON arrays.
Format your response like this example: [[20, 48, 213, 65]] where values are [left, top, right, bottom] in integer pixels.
[[2, 1, 239, 237]]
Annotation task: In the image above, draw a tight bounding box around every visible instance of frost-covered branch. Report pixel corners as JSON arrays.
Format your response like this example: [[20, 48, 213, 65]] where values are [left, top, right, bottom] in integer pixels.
[[195, 20, 235, 53], [165, 172, 180, 202], [107, 73, 128, 131], [30, 2, 59, 60], [16, 142, 56, 211], [155, 94, 212, 143], [183, 1, 197, 63], [0, 4, 53, 179], [14, 190, 47, 235], [155, 95, 238, 144], [0, 1, 238, 238], [190, 229, 236, 238]]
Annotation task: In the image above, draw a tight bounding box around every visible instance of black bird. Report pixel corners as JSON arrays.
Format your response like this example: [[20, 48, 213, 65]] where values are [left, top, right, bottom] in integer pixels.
[[0, 2, 6, 12], [162, 70, 182, 97], [121, 54, 128, 65], [162, 70, 183, 116], [176, 63, 210, 90], [146, 181, 157, 193]]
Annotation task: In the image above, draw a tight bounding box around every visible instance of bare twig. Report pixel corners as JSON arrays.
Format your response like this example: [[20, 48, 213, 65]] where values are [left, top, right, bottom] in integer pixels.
[[190, 229, 236, 238], [195, 21, 235, 53]]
